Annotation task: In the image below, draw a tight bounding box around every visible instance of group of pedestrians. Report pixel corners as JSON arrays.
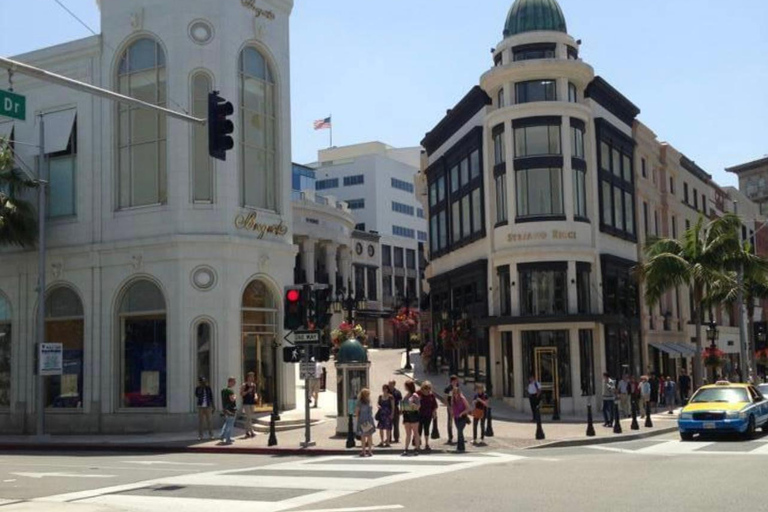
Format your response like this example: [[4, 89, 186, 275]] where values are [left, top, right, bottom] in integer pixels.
[[353, 376, 490, 456], [600, 369, 692, 426], [194, 374, 261, 445]]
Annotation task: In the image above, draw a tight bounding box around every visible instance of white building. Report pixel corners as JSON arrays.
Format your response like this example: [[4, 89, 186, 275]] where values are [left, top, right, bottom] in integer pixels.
[[309, 142, 428, 344], [0, 0, 297, 433]]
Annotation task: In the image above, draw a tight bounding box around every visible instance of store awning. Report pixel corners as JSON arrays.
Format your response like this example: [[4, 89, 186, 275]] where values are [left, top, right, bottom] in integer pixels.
[[648, 342, 696, 358], [43, 109, 76, 154]]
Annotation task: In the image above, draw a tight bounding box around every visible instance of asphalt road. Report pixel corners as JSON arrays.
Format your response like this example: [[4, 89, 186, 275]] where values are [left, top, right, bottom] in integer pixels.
[[2, 431, 768, 511]]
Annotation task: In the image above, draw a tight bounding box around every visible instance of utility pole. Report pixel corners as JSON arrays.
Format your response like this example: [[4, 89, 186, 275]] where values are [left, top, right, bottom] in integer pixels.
[[35, 114, 46, 437], [735, 201, 750, 383]]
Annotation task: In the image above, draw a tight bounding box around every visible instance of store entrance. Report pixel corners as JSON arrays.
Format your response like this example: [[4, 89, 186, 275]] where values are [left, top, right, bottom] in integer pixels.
[[242, 333, 276, 413], [535, 347, 559, 414]]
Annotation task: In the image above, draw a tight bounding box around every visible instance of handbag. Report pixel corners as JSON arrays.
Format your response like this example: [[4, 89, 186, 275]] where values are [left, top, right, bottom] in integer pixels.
[[472, 408, 485, 420], [430, 419, 440, 439], [359, 421, 374, 434], [374, 409, 382, 422]]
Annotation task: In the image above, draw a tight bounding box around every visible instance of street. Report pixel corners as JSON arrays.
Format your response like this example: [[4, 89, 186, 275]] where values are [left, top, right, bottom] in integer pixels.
[[2, 430, 767, 511]]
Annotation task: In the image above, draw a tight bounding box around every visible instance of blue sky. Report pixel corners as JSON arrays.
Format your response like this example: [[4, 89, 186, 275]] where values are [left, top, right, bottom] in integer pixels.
[[2, 0, 767, 186]]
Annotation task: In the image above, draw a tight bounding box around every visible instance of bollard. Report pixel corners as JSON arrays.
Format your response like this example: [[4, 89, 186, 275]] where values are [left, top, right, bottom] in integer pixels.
[[346, 414, 356, 449], [485, 407, 495, 437], [320, 367, 327, 392], [612, 402, 622, 434], [586, 404, 596, 437], [645, 402, 653, 428], [535, 406, 546, 440], [630, 400, 640, 431], [552, 398, 560, 421], [268, 412, 278, 447]]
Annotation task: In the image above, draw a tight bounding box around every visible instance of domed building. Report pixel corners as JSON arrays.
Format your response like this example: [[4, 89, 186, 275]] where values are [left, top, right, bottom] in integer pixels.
[[421, 0, 642, 415]]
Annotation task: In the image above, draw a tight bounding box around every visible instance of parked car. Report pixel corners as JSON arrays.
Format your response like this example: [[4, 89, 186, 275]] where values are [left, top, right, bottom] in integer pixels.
[[677, 381, 768, 440]]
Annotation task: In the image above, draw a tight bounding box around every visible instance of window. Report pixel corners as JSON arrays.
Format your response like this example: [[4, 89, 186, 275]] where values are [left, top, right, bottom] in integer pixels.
[[393, 225, 415, 239], [570, 123, 584, 159], [514, 122, 560, 157], [574, 168, 587, 219], [577, 263, 591, 314], [0, 294, 9, 408], [654, 210, 659, 236], [516, 168, 563, 219], [522, 330, 571, 397], [497, 88, 505, 108], [418, 231, 428, 242], [355, 223, 366, 231], [417, 208, 424, 218], [498, 265, 511, 316], [643, 202, 649, 238], [519, 263, 568, 316], [383, 274, 392, 299], [394, 276, 404, 298], [501, 332, 514, 397], [382, 245, 392, 266], [693, 188, 698, 209], [494, 52, 502, 67], [495, 173, 508, 224], [47, 118, 77, 218], [117, 38, 167, 209], [392, 201, 414, 216], [393, 247, 404, 268], [683, 183, 689, 204], [44, 287, 85, 408], [241, 280, 278, 406], [568, 82, 577, 103], [671, 216, 678, 239], [493, 125, 506, 166], [406, 249, 416, 269], [702, 194, 707, 215], [316, 178, 338, 190], [567, 46, 579, 60], [196, 322, 212, 383], [597, 122, 635, 238], [407, 277, 417, 299], [367, 268, 377, 301], [192, 72, 213, 202], [240, 47, 277, 211], [515, 80, 556, 104], [669, 176, 675, 195], [579, 330, 595, 396], [119, 280, 167, 408], [343, 174, 364, 186], [391, 177, 414, 193], [641, 158, 646, 178], [513, 43, 556, 61], [347, 198, 365, 210]]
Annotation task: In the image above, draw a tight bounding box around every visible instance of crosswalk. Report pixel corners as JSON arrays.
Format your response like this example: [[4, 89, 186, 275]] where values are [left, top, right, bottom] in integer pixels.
[[589, 438, 768, 457], [31, 452, 525, 512]]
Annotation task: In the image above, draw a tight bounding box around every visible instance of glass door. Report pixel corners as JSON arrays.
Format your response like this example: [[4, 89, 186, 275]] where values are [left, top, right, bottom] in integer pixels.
[[535, 347, 559, 414], [242, 333, 275, 412]]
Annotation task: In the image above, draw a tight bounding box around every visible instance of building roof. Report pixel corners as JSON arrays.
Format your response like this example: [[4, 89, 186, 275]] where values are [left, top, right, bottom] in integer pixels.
[[421, 86, 491, 156], [726, 156, 768, 175], [503, 0, 568, 38]]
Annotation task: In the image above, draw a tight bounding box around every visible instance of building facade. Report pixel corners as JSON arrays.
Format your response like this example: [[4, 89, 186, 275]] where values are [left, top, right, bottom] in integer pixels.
[[0, 0, 297, 433], [727, 157, 768, 216]]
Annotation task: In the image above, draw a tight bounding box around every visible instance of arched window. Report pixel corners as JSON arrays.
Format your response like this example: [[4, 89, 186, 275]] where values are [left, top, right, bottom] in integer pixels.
[[191, 72, 213, 202], [0, 293, 10, 408], [117, 38, 167, 209], [240, 47, 277, 211], [241, 280, 277, 409], [118, 280, 167, 408], [195, 321, 212, 383], [45, 287, 84, 408]]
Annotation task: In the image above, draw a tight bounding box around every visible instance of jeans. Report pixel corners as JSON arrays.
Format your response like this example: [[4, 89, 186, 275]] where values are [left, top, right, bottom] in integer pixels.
[[393, 409, 401, 442], [529, 396, 539, 420], [602, 399, 614, 425], [242, 404, 255, 436], [220, 414, 236, 443], [197, 407, 213, 438], [455, 416, 467, 452], [473, 416, 486, 441]]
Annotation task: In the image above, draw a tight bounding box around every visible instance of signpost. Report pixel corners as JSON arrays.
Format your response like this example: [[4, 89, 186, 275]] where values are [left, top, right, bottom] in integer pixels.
[[0, 89, 25, 120], [294, 330, 320, 344]]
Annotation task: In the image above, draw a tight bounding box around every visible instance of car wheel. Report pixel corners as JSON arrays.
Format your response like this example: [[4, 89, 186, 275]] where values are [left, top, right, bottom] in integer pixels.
[[680, 432, 694, 441], [745, 416, 757, 440]]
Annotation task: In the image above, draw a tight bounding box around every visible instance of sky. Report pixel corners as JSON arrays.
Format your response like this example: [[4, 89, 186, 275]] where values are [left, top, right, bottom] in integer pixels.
[[2, 0, 767, 187]]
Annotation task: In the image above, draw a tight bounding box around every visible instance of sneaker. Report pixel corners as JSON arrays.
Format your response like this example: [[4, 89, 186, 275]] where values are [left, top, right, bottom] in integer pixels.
[[401, 450, 409, 457]]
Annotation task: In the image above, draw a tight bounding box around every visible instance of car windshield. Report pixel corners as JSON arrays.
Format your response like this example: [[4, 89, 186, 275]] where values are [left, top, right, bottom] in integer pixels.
[[690, 387, 749, 404], [759, 384, 768, 395]]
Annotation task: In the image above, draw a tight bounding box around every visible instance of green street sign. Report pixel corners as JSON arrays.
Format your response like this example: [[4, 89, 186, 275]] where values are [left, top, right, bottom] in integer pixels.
[[0, 89, 26, 121]]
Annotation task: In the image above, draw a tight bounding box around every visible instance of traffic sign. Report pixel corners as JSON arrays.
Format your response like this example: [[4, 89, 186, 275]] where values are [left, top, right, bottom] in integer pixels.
[[283, 346, 303, 363], [299, 362, 317, 380], [294, 330, 320, 344], [0, 89, 25, 121]]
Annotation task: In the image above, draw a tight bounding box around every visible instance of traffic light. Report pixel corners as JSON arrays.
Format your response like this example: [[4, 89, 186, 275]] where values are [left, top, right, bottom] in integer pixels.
[[283, 346, 303, 363], [284, 286, 306, 330], [313, 287, 332, 329], [208, 91, 234, 161], [313, 345, 331, 362]]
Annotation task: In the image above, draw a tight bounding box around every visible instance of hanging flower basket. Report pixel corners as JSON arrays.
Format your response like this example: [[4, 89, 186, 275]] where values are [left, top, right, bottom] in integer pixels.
[[702, 346, 726, 368], [390, 307, 419, 335], [755, 349, 768, 367]]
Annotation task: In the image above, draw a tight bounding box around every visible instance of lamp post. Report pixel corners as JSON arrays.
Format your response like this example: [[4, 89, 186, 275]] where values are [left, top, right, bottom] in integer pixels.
[[757, 324, 767, 383], [397, 294, 414, 371], [706, 319, 719, 383], [333, 279, 366, 326]]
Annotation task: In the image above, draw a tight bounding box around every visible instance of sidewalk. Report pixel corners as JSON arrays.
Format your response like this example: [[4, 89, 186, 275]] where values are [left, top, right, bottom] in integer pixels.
[[0, 350, 678, 454]]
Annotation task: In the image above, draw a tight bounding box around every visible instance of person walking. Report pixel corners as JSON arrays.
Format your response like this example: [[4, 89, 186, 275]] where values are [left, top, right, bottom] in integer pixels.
[[444, 375, 459, 443], [219, 377, 237, 445], [678, 368, 691, 405], [527, 375, 541, 422], [355, 388, 376, 457], [629, 375, 641, 418], [389, 380, 403, 444], [310, 359, 322, 408], [472, 383, 489, 445], [400, 380, 421, 456], [664, 376, 677, 414], [601, 373, 616, 427], [451, 386, 471, 453], [618, 373, 631, 418], [417, 381, 438, 452], [639, 375, 651, 418], [649, 373, 660, 413], [376, 384, 394, 447], [240, 372, 257, 439], [194, 377, 214, 440]]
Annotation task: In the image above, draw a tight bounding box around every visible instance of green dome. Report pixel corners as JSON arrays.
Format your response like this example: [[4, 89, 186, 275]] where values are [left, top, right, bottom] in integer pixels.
[[336, 338, 368, 364], [504, 0, 568, 38]]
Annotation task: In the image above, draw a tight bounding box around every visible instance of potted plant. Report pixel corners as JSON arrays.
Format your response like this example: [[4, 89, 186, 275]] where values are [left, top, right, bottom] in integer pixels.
[[755, 348, 768, 367], [702, 346, 726, 368]]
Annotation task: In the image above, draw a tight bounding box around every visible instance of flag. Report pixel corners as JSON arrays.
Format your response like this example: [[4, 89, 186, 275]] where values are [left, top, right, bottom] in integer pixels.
[[314, 117, 332, 130]]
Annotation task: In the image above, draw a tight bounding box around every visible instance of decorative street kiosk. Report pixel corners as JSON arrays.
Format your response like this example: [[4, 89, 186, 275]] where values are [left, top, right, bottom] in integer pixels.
[[335, 338, 370, 436]]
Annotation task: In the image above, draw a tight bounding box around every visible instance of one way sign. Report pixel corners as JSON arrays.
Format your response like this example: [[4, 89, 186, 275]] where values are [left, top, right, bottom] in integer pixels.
[[283, 346, 303, 363]]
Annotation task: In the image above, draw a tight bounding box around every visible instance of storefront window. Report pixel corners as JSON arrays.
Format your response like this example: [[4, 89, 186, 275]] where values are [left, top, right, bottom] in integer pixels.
[[521, 330, 571, 397], [576, 263, 591, 314], [119, 280, 167, 408], [501, 332, 514, 397], [196, 322, 212, 383], [242, 280, 277, 409], [0, 294, 10, 408], [516, 168, 564, 219], [45, 287, 84, 408], [579, 330, 595, 396], [519, 263, 567, 316], [497, 265, 511, 316]]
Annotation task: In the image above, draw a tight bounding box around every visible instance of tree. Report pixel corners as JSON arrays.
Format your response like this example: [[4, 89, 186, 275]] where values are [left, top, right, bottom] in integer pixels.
[[637, 214, 743, 388], [0, 139, 37, 248]]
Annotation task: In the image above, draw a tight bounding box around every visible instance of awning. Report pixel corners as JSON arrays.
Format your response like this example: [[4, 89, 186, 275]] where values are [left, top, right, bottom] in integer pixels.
[[0, 122, 13, 141], [648, 342, 696, 358], [43, 109, 76, 154]]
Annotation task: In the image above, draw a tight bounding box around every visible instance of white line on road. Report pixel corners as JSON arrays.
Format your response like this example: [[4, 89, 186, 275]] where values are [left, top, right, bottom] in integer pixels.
[[288, 506, 405, 512], [637, 441, 714, 454], [12, 472, 116, 479], [2, 479, 17, 482], [122, 460, 216, 466]]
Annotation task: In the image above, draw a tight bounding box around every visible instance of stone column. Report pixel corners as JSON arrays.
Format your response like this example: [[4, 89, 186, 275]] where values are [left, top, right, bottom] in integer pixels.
[[339, 246, 351, 291], [301, 238, 316, 285], [324, 243, 338, 288]]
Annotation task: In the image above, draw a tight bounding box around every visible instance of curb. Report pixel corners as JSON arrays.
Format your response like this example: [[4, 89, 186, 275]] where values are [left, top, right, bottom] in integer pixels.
[[525, 425, 678, 450]]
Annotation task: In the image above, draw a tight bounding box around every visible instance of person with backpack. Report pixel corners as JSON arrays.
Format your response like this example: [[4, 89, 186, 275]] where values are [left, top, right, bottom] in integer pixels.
[[472, 383, 489, 445], [527, 374, 541, 422], [601, 372, 616, 427], [219, 376, 238, 445], [400, 380, 421, 456]]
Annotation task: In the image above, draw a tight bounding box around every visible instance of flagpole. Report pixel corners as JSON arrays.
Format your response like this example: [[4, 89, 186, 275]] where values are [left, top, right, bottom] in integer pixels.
[[329, 114, 333, 148]]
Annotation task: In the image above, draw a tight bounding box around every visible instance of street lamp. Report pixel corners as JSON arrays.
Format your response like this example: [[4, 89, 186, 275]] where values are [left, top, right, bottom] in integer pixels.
[[706, 319, 719, 348], [333, 279, 366, 325], [397, 294, 414, 371]]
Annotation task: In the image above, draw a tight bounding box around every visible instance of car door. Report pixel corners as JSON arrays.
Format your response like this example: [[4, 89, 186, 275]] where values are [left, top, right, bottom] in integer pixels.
[[748, 386, 768, 426]]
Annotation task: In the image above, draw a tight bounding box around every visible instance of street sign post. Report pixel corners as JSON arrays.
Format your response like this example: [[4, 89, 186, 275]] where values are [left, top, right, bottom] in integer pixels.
[[294, 330, 320, 344], [0, 89, 26, 121], [299, 362, 316, 380]]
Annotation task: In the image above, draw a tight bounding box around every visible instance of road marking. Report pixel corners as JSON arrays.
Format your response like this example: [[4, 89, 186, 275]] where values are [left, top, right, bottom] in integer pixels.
[[12, 472, 116, 479], [636, 440, 714, 454], [122, 461, 216, 467], [587, 445, 650, 455], [3, 479, 17, 482], [0, 499, 23, 506], [288, 506, 404, 512], [746, 443, 768, 454]]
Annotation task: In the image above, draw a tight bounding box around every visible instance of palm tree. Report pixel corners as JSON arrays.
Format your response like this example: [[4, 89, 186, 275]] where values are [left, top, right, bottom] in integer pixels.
[[0, 139, 38, 248], [637, 214, 743, 388]]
